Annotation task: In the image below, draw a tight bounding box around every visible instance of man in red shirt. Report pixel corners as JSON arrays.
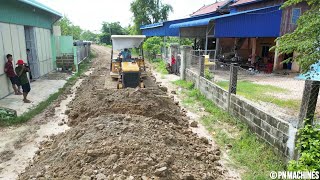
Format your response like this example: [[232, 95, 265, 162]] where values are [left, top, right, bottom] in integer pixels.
[[171, 54, 177, 74], [4, 54, 22, 95]]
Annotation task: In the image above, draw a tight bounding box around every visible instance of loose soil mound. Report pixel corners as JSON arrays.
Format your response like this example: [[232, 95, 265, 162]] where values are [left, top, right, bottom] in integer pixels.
[[18, 45, 227, 179], [67, 87, 187, 127], [19, 114, 223, 180]]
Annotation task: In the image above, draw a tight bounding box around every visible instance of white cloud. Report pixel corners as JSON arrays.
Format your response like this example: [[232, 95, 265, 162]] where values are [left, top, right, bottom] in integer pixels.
[[37, 0, 217, 32]]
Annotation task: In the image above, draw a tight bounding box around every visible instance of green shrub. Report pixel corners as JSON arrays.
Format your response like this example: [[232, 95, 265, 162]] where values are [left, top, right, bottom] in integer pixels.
[[288, 120, 320, 171]]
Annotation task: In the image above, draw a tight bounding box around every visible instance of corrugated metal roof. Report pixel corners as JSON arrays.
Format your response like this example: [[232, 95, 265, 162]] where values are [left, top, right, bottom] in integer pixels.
[[230, 0, 265, 7], [215, 5, 282, 37], [140, 13, 220, 37], [191, 0, 227, 16], [140, 22, 163, 30], [18, 0, 62, 17], [168, 5, 282, 38]]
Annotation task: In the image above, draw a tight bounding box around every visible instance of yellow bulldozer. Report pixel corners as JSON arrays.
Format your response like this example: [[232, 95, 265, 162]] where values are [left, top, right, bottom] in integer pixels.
[[110, 35, 147, 89]]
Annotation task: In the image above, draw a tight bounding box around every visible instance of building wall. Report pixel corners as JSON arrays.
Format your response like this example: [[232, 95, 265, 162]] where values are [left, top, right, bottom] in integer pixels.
[[35, 27, 53, 77], [0, 1, 56, 29], [280, 2, 309, 35], [0, 22, 27, 99]]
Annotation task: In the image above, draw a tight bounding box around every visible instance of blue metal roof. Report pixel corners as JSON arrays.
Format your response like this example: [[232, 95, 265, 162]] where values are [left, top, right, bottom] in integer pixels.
[[18, 0, 62, 17], [169, 5, 281, 30], [140, 13, 220, 37], [169, 16, 213, 29], [140, 22, 163, 30], [214, 5, 282, 37]]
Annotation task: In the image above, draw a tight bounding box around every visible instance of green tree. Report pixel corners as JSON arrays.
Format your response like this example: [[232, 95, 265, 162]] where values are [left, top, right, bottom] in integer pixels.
[[130, 0, 173, 34], [100, 22, 128, 44], [81, 30, 98, 41], [56, 16, 83, 40], [275, 0, 320, 72], [143, 37, 163, 59]]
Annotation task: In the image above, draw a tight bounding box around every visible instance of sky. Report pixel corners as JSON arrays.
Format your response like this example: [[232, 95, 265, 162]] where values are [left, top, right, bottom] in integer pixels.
[[37, 0, 217, 33]]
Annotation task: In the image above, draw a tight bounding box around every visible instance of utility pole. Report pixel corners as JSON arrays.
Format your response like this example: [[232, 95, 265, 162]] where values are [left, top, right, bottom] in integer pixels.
[[109, 26, 112, 44]]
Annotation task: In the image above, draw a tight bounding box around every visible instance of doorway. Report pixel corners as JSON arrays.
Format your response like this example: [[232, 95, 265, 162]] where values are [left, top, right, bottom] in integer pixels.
[[24, 26, 40, 79]]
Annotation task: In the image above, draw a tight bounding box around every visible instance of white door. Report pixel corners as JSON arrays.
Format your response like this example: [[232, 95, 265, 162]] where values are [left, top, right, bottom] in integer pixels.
[[24, 26, 40, 79]]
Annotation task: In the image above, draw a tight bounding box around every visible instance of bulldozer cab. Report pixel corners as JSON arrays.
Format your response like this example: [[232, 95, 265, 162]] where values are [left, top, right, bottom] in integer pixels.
[[110, 35, 146, 88]]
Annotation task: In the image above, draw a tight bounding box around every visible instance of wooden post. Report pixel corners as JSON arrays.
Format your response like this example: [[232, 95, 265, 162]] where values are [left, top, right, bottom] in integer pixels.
[[227, 64, 238, 112], [298, 80, 320, 128]]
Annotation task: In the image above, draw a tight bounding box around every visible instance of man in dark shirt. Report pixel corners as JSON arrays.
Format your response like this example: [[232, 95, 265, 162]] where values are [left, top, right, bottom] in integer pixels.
[[4, 54, 22, 95], [15, 59, 31, 103]]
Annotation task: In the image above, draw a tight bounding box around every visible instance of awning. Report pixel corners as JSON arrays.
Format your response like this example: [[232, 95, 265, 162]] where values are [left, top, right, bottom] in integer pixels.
[[169, 5, 282, 37]]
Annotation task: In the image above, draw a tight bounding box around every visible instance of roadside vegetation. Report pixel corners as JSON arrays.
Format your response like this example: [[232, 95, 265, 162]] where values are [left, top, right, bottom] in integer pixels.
[[173, 80, 285, 179], [216, 80, 300, 110], [0, 52, 96, 126]]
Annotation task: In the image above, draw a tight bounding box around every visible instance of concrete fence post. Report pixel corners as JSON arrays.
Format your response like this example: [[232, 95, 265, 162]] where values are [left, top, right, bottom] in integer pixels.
[[180, 45, 192, 80], [199, 55, 205, 77], [73, 47, 78, 72], [196, 56, 205, 89], [298, 80, 320, 128], [293, 80, 320, 160], [227, 64, 238, 112]]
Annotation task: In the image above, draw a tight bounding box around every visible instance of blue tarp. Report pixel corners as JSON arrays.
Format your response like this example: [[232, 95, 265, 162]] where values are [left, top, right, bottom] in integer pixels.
[[296, 61, 320, 81]]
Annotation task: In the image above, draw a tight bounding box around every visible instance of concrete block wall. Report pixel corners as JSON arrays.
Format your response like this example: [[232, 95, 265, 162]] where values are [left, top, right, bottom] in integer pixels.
[[185, 68, 296, 159], [56, 55, 74, 70]]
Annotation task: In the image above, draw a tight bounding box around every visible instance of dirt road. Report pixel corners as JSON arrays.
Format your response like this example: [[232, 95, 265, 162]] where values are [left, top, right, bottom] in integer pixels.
[[1, 45, 236, 179]]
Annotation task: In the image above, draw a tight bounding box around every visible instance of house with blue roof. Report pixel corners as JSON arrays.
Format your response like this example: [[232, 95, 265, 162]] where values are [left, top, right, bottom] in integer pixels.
[[0, 0, 62, 98], [140, 0, 309, 73]]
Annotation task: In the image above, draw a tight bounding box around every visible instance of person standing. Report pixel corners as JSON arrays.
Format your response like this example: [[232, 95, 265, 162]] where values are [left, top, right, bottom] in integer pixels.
[[4, 54, 22, 95], [15, 60, 31, 103], [26, 49, 34, 81], [171, 54, 176, 75]]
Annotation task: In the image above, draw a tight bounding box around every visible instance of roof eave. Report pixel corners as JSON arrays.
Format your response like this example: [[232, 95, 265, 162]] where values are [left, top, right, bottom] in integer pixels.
[[18, 0, 63, 17]]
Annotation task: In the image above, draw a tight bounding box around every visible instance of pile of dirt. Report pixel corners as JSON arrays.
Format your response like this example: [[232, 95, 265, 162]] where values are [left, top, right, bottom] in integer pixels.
[[67, 86, 187, 127], [18, 45, 227, 179], [19, 114, 223, 179]]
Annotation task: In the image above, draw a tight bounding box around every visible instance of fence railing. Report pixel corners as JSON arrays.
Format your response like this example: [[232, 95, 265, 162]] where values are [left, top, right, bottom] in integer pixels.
[[75, 45, 90, 65]]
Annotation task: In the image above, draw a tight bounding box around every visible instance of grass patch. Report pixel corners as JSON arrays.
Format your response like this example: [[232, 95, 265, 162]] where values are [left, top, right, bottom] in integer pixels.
[[173, 80, 194, 90], [174, 80, 286, 179], [149, 58, 168, 75], [0, 52, 96, 126], [216, 80, 300, 110]]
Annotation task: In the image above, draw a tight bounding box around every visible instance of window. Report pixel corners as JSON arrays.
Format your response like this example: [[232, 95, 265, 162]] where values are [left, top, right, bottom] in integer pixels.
[[291, 8, 301, 24]]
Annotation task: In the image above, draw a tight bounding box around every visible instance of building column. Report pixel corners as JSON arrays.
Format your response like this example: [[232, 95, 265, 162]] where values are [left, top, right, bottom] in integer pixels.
[[205, 33, 208, 54], [251, 38, 257, 62], [214, 38, 220, 60], [273, 40, 279, 71]]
